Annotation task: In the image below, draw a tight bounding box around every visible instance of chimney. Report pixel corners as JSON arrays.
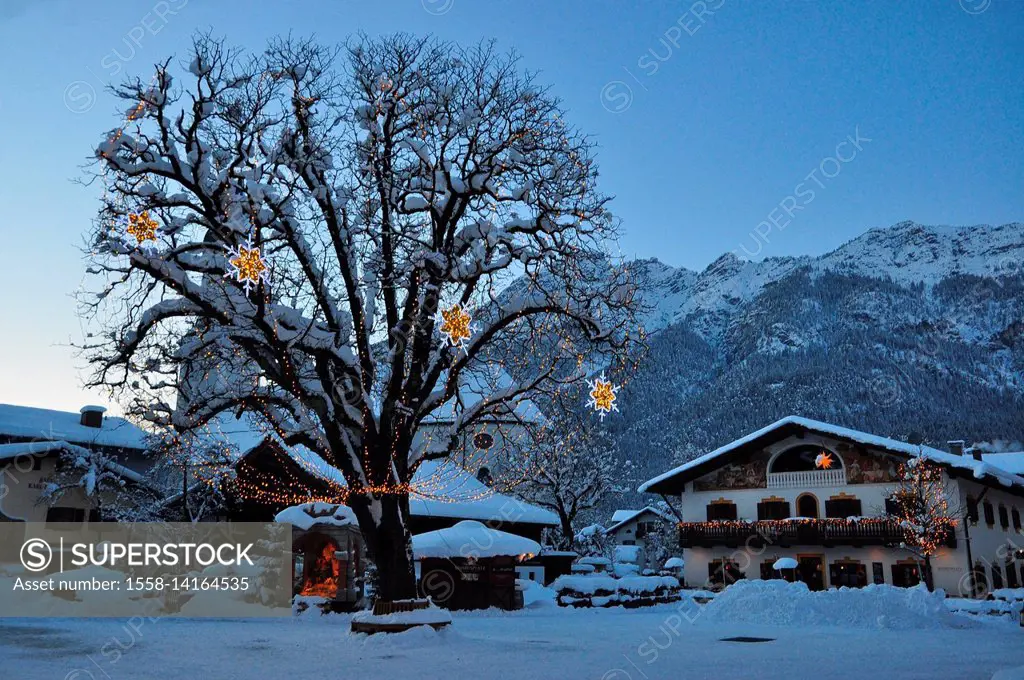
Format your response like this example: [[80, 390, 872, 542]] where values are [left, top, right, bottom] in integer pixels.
[[947, 440, 965, 457], [80, 405, 107, 429]]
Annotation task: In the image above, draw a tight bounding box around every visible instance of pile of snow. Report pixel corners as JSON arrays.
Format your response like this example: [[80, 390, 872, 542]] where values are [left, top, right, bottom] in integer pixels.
[[614, 545, 642, 564], [701, 580, 971, 630], [772, 557, 798, 570], [552, 574, 678, 596], [664, 557, 684, 569], [275, 502, 357, 531], [992, 588, 1024, 602], [612, 562, 640, 577], [517, 578, 556, 608], [412, 520, 540, 559]]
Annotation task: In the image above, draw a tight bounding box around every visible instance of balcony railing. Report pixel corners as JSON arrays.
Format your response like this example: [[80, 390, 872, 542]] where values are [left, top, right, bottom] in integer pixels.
[[767, 469, 846, 489], [677, 518, 942, 549]]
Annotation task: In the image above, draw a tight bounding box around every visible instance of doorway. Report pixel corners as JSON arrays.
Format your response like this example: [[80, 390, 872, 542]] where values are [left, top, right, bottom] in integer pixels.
[[796, 493, 819, 518], [797, 554, 826, 591]]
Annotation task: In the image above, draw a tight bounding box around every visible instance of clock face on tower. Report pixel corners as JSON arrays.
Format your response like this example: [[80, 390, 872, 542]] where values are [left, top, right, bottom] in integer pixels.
[[473, 432, 495, 450]]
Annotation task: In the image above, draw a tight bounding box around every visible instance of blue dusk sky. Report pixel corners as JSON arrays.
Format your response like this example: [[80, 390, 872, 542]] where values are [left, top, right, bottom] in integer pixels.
[[0, 0, 1020, 413]]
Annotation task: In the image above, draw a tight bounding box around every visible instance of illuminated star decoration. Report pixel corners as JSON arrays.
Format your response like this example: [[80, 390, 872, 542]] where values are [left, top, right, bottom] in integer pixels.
[[226, 236, 269, 293], [587, 373, 620, 420], [815, 451, 835, 470], [126, 211, 159, 247], [438, 304, 476, 351]]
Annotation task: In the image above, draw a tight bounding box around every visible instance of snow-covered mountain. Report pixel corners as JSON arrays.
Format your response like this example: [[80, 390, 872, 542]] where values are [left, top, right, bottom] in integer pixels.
[[604, 221, 1024, 497]]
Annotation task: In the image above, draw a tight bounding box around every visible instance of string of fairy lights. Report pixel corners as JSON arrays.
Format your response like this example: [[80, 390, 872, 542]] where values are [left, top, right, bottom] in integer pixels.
[[91, 58, 639, 514]]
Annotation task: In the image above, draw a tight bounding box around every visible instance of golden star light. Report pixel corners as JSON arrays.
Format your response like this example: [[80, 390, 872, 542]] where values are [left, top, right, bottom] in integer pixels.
[[587, 373, 620, 420], [226, 237, 269, 293], [126, 211, 159, 246], [438, 304, 475, 350], [815, 451, 835, 469]]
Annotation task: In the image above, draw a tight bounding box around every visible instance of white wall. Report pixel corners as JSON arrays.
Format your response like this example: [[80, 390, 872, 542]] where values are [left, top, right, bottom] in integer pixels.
[[675, 433, 1024, 594]]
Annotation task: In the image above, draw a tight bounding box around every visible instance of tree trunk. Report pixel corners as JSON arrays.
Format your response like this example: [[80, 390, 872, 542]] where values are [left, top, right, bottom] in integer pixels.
[[923, 555, 934, 591], [559, 512, 575, 550], [352, 492, 418, 602]]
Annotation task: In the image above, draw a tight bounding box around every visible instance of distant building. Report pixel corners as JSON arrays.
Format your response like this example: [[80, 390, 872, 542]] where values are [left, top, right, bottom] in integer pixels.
[[604, 506, 675, 568], [0, 403, 151, 524], [641, 416, 1024, 594]]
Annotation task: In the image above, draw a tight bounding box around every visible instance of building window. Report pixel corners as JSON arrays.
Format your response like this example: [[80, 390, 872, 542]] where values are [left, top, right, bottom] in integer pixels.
[[796, 493, 819, 519], [998, 505, 1010, 530], [708, 559, 744, 586], [965, 496, 979, 524], [757, 499, 790, 521], [825, 497, 863, 519], [1012, 508, 1022, 531], [983, 502, 995, 526], [706, 501, 738, 522], [872, 562, 885, 585], [45, 506, 85, 526], [891, 562, 922, 588], [1007, 561, 1020, 589], [830, 560, 867, 588], [87, 508, 101, 523], [971, 563, 989, 598], [991, 565, 1004, 590]]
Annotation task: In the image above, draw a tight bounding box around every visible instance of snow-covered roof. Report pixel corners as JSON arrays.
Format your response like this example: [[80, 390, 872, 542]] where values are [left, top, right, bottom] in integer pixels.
[[0, 440, 144, 483], [639, 416, 1024, 494], [773, 557, 798, 570], [0, 403, 148, 450], [605, 506, 673, 534], [411, 520, 541, 559], [274, 502, 357, 531], [981, 452, 1024, 476], [610, 509, 639, 524], [237, 437, 559, 527]]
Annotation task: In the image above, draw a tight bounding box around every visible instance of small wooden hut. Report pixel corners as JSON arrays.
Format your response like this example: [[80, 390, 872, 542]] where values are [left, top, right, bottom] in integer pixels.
[[276, 502, 366, 612], [414, 520, 541, 611]]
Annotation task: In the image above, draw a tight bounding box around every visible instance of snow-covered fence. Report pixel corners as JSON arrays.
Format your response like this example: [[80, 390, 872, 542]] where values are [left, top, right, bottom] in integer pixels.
[[550, 574, 681, 608]]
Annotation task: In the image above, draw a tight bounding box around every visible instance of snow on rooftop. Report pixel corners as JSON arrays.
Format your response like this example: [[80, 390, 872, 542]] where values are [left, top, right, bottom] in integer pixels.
[[639, 416, 1024, 493], [411, 520, 541, 559], [610, 509, 639, 524], [0, 403, 148, 450], [605, 506, 673, 533], [982, 452, 1024, 476], [274, 502, 357, 531]]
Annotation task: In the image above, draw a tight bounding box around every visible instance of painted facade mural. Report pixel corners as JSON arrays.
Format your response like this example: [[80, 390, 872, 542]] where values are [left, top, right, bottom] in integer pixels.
[[693, 452, 771, 491], [839, 446, 898, 484]]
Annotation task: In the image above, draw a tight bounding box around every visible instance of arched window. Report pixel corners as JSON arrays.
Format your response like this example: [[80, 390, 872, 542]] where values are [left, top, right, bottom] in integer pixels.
[[769, 445, 843, 474], [796, 493, 819, 519]]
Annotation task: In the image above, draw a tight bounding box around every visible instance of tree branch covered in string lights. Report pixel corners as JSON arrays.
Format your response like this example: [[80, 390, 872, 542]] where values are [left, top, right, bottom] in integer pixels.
[[79, 33, 641, 600], [888, 452, 960, 591]]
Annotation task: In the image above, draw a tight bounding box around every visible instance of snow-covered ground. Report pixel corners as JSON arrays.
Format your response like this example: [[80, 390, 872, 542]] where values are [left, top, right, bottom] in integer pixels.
[[2, 591, 1023, 680]]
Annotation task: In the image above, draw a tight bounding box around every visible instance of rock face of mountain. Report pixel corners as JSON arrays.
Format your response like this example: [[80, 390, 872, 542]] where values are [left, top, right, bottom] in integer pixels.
[[605, 221, 1024, 495]]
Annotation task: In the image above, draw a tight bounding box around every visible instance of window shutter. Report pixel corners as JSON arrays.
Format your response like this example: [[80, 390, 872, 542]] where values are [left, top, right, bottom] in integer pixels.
[[999, 506, 1010, 529], [1012, 508, 1021, 531], [966, 497, 979, 523], [706, 503, 737, 521], [984, 503, 995, 526], [826, 498, 862, 518]]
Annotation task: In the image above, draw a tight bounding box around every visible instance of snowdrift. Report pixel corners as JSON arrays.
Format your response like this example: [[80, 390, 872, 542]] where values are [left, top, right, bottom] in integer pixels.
[[701, 580, 972, 630]]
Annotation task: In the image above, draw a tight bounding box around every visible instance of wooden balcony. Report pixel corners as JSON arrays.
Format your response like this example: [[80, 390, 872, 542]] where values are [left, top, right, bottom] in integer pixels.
[[677, 519, 952, 549], [767, 469, 846, 489]]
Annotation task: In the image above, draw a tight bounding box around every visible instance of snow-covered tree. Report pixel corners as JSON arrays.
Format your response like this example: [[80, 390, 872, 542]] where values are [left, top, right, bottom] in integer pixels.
[[40, 443, 160, 521], [81, 34, 639, 600], [502, 400, 632, 549], [888, 452, 960, 591]]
